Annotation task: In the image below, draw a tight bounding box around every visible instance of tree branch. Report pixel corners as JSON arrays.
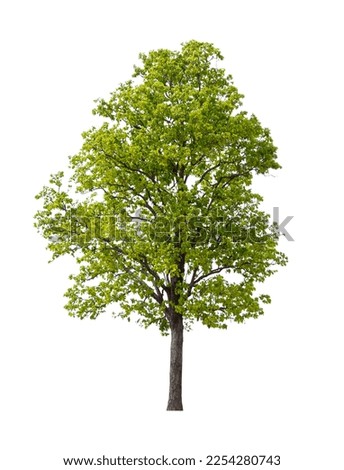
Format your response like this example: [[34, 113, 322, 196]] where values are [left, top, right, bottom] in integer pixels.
[[186, 267, 199, 297], [195, 162, 222, 187], [192, 265, 232, 286], [137, 254, 168, 294]]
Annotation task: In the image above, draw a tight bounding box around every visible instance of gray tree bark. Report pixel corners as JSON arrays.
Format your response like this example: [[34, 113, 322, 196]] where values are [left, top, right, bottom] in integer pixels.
[[167, 311, 183, 410]]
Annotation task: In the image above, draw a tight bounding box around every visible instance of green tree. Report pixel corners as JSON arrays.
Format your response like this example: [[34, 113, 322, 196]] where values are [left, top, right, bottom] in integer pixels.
[[34, 41, 287, 410]]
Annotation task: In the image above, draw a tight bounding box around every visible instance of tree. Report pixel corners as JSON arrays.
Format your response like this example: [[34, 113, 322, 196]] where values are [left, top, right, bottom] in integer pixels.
[[34, 40, 287, 411]]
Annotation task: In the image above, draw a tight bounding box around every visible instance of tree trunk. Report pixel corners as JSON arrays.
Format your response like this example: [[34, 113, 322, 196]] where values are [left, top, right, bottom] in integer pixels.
[[167, 312, 184, 411]]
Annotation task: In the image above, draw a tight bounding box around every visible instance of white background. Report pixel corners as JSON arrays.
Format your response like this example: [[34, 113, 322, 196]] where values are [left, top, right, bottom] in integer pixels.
[[1, 1, 343, 469]]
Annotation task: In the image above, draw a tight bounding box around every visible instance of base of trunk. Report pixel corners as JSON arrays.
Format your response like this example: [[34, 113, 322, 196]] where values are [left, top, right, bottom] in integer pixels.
[[167, 401, 183, 411]]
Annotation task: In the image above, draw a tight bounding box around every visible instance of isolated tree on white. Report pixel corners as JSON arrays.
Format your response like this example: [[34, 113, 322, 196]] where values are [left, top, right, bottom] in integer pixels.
[[34, 41, 287, 410]]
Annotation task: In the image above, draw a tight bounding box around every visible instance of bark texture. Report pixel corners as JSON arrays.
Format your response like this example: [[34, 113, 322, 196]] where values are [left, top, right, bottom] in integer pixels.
[[167, 312, 184, 410]]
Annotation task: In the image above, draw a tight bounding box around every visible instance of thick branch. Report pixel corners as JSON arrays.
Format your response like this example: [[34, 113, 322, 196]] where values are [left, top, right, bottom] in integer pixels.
[[186, 267, 199, 297]]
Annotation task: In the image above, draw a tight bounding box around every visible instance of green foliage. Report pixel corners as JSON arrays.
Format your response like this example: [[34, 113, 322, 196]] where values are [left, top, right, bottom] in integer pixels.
[[34, 40, 287, 334]]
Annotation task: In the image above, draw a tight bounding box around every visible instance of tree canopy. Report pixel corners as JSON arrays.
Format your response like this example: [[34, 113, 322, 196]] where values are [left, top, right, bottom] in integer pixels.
[[34, 40, 287, 334]]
